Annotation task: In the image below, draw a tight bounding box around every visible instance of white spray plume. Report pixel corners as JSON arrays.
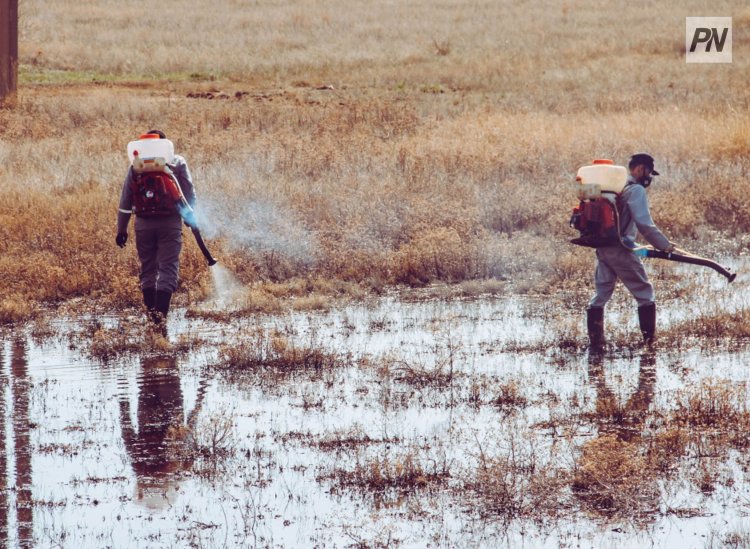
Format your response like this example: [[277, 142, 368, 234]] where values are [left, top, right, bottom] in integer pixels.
[[194, 195, 316, 265], [207, 264, 246, 311]]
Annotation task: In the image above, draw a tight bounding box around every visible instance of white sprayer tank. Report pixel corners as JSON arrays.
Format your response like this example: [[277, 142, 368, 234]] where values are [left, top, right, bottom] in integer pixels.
[[127, 134, 175, 164], [576, 159, 627, 194]]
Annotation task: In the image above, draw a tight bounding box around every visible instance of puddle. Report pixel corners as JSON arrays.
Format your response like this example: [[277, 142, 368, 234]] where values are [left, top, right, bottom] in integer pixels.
[[1, 289, 750, 547]]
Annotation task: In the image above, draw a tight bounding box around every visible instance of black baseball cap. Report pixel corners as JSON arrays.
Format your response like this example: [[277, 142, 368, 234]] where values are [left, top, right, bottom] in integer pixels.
[[629, 153, 659, 176]]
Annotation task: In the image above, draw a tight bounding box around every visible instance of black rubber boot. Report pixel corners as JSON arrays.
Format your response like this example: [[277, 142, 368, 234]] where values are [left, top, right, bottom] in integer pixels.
[[142, 287, 156, 311], [155, 290, 172, 321], [587, 307, 605, 349], [638, 303, 656, 344]]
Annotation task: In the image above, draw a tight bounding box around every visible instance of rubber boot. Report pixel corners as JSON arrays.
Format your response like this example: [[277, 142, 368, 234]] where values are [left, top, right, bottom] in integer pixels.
[[587, 307, 605, 349], [142, 287, 156, 311], [638, 303, 656, 344], [155, 290, 172, 322]]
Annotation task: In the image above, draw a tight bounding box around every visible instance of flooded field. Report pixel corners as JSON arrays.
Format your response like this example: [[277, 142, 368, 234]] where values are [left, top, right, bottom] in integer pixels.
[[2, 267, 750, 548]]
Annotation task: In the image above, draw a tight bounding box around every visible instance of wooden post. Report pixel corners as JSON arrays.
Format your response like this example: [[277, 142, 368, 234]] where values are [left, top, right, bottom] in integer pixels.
[[0, 0, 18, 101]]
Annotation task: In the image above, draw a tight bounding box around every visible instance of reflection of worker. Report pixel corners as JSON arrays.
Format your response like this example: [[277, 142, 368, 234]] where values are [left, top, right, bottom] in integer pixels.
[[587, 153, 675, 346], [118, 355, 205, 509], [573, 351, 658, 512], [587, 350, 656, 443], [116, 130, 197, 324]]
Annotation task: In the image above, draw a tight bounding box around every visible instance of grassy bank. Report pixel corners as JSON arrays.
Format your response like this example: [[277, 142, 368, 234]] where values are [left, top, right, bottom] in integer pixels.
[[1, 0, 749, 321]]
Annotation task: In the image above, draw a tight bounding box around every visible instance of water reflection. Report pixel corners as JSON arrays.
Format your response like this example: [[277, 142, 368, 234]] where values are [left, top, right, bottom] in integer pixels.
[[587, 350, 656, 442], [573, 350, 658, 517], [118, 355, 207, 510], [0, 339, 33, 548]]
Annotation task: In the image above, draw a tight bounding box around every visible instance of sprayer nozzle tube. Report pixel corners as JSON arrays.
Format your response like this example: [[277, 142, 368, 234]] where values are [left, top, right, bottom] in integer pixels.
[[190, 227, 217, 268]]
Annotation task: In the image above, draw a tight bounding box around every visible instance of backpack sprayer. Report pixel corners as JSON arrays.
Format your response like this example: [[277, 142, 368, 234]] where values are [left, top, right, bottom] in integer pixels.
[[128, 135, 217, 266], [570, 159, 736, 283]]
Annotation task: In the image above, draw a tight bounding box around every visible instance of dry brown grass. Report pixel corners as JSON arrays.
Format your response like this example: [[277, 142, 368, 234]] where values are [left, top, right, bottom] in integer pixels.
[[673, 380, 750, 448], [215, 328, 342, 380], [2, 0, 748, 319], [74, 317, 202, 361], [665, 308, 750, 345]]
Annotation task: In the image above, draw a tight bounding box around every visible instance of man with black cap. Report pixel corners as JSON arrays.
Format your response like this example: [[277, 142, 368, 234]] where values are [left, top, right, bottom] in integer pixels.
[[587, 153, 675, 346]]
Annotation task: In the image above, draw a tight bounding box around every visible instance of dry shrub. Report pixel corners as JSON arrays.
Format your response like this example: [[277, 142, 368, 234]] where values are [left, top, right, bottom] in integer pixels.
[[391, 227, 486, 285], [0, 296, 36, 324], [188, 409, 236, 478], [391, 360, 454, 389], [572, 434, 658, 518], [491, 381, 528, 413], [466, 434, 568, 522], [645, 428, 688, 474], [710, 530, 750, 549]]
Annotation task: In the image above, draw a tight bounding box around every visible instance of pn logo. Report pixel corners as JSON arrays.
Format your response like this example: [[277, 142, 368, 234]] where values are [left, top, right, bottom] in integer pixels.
[[686, 17, 732, 63]]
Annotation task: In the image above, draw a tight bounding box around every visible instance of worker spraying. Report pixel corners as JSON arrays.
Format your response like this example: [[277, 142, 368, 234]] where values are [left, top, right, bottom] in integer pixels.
[[571, 153, 735, 347], [115, 130, 216, 326], [570, 154, 681, 346]]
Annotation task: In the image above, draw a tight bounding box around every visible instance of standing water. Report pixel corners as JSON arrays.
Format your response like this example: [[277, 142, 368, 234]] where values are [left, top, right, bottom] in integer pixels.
[[1, 277, 750, 547]]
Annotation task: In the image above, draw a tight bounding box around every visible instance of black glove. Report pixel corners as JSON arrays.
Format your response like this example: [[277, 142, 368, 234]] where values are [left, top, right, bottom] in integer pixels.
[[116, 233, 128, 248]]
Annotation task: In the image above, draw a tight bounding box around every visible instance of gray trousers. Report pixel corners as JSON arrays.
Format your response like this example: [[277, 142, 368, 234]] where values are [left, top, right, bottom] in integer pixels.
[[588, 246, 655, 309], [135, 216, 183, 293]]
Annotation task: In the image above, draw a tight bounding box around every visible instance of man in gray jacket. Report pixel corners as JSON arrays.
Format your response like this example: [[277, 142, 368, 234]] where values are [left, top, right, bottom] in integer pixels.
[[587, 153, 674, 346], [115, 130, 196, 324]]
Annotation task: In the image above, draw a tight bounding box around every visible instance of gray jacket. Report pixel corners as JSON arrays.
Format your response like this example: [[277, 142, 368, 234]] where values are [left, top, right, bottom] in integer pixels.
[[619, 175, 671, 251], [117, 155, 196, 233]]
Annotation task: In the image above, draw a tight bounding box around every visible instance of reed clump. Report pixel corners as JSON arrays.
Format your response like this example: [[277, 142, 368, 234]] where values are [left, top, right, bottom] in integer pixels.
[[664, 309, 750, 344], [672, 381, 750, 449], [216, 329, 342, 378], [325, 451, 449, 494]]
